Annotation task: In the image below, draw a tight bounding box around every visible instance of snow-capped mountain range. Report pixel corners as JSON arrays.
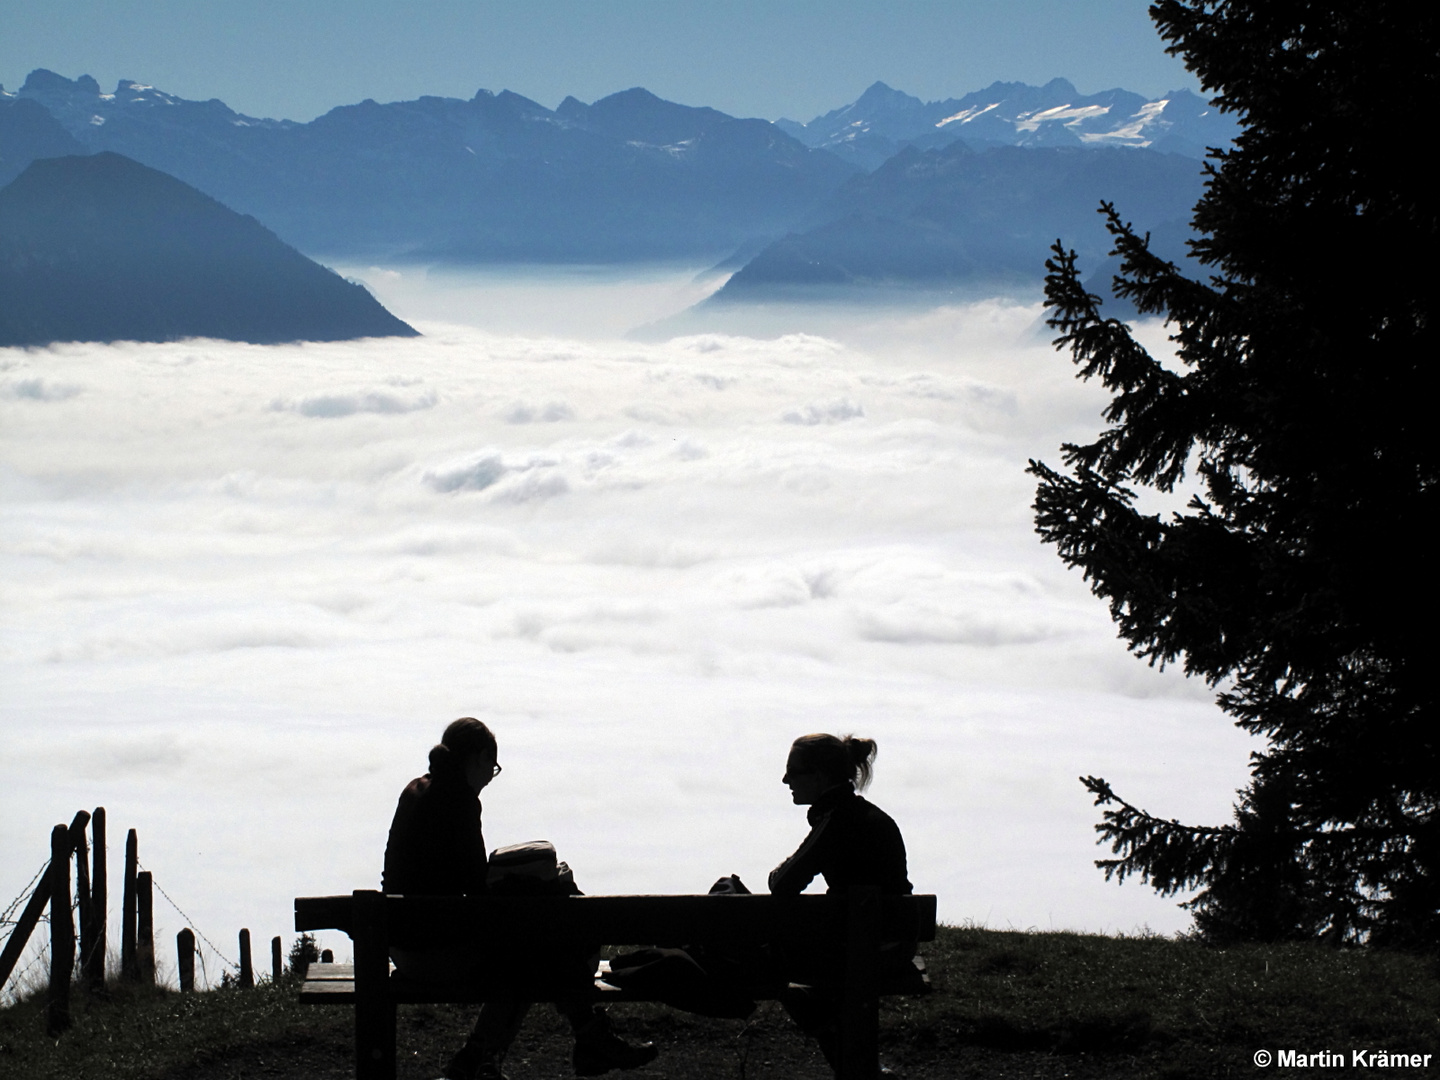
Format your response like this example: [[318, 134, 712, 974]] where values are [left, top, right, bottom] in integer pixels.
[[777, 78, 1237, 169]]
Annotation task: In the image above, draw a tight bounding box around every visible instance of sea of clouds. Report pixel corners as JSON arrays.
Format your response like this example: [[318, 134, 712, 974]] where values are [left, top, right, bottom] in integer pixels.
[[0, 269, 1255, 988]]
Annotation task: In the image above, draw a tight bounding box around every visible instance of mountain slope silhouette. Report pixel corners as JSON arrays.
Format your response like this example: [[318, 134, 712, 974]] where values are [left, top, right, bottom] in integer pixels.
[[0, 152, 417, 346]]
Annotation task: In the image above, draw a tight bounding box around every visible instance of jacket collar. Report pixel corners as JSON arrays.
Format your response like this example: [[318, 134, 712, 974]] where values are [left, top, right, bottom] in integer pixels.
[[807, 782, 856, 824]]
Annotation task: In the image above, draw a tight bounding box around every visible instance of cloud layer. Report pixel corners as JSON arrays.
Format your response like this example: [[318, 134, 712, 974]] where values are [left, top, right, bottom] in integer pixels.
[[0, 289, 1250, 985]]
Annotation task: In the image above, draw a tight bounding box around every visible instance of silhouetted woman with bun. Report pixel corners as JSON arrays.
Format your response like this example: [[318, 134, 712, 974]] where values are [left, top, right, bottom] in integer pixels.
[[383, 717, 656, 1080], [770, 733, 915, 1074]]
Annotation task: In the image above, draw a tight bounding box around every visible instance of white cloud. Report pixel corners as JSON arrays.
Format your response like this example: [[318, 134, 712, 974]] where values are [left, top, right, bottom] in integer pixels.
[[490, 470, 570, 504], [272, 387, 436, 417], [422, 452, 567, 501], [423, 450, 510, 492], [855, 603, 1060, 646], [781, 397, 865, 425], [503, 400, 576, 423], [2, 377, 83, 401]]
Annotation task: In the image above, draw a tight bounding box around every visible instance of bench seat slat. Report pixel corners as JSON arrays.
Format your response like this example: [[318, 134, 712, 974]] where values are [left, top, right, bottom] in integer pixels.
[[298, 980, 359, 1003], [304, 963, 354, 980], [298, 955, 929, 1006]]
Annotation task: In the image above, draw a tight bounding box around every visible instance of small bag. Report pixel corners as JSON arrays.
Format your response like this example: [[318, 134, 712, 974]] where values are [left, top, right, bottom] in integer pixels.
[[605, 872, 759, 1019], [708, 874, 751, 895], [486, 840, 576, 894], [606, 947, 756, 1019]]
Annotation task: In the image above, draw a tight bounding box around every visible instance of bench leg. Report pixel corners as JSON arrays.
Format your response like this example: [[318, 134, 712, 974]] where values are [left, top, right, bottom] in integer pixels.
[[354, 891, 396, 1080], [839, 886, 880, 1080], [357, 994, 397, 1080]]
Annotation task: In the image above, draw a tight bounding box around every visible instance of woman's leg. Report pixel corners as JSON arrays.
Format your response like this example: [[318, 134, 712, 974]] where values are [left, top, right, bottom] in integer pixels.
[[780, 985, 843, 1072]]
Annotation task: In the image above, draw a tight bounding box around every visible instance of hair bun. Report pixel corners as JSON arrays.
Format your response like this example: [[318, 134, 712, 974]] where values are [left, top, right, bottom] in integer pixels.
[[428, 742, 456, 775], [845, 736, 877, 764], [843, 736, 878, 789]]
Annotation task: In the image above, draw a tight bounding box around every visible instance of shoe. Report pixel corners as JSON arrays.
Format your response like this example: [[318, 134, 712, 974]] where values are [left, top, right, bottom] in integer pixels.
[[572, 1010, 659, 1076]]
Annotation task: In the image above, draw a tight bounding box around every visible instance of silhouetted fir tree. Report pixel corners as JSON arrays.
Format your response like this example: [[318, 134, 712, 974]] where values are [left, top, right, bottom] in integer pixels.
[[1030, 1, 1439, 945]]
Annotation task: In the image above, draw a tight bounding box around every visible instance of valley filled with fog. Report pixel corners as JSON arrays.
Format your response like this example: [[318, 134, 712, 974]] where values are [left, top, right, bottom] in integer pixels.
[[0, 270, 1255, 982]]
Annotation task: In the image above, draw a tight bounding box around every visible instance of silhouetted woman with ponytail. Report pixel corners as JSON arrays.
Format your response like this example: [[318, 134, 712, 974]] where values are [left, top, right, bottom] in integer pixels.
[[770, 733, 915, 1074]]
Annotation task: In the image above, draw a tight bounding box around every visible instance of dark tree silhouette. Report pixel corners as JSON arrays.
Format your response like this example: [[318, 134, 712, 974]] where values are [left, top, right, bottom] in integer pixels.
[[1030, 1, 1438, 945]]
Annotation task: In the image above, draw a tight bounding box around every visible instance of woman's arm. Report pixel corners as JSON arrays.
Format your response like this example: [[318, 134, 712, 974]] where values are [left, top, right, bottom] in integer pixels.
[[767, 813, 835, 894]]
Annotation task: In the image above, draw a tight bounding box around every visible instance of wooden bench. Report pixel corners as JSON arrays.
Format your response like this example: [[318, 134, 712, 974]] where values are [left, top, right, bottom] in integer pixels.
[[295, 889, 937, 1080]]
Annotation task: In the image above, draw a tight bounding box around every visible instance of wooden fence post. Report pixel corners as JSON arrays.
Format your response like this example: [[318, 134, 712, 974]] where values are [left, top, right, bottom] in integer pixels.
[[238, 929, 254, 989], [121, 829, 138, 981], [74, 827, 91, 984], [136, 871, 155, 985], [0, 812, 88, 995], [46, 824, 74, 1035], [176, 929, 195, 992], [86, 807, 107, 986], [271, 936, 283, 983]]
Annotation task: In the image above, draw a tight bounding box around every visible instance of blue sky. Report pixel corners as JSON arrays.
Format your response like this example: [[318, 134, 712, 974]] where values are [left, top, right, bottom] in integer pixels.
[[2, 0, 1201, 123]]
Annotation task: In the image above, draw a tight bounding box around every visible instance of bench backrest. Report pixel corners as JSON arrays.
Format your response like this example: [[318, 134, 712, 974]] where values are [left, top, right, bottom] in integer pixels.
[[296, 891, 937, 946]]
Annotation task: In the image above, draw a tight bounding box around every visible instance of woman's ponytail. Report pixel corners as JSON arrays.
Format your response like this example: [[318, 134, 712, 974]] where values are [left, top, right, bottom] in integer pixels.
[[844, 736, 878, 791]]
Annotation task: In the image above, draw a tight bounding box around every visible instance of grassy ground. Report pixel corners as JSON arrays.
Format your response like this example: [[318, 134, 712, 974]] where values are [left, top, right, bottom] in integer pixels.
[[2, 927, 1436, 1079]]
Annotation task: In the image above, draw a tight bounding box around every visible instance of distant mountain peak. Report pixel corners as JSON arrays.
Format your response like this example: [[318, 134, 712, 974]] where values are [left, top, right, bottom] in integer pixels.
[[0, 152, 417, 346], [555, 95, 586, 119], [603, 86, 666, 105], [21, 69, 100, 96], [850, 81, 925, 112], [858, 80, 901, 97], [572, 87, 737, 145], [494, 89, 549, 112]]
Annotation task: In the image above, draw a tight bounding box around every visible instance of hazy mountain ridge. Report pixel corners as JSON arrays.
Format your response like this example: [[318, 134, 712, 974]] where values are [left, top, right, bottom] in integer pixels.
[[0, 95, 86, 186], [776, 78, 1238, 170], [5, 70, 856, 262], [2, 69, 1219, 301], [0, 152, 416, 346], [13, 67, 296, 134], [713, 140, 1206, 301]]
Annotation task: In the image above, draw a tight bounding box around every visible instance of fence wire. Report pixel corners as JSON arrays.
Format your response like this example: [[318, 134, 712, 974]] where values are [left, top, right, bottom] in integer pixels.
[[0, 859, 52, 946], [0, 932, 52, 1005], [139, 861, 239, 973]]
